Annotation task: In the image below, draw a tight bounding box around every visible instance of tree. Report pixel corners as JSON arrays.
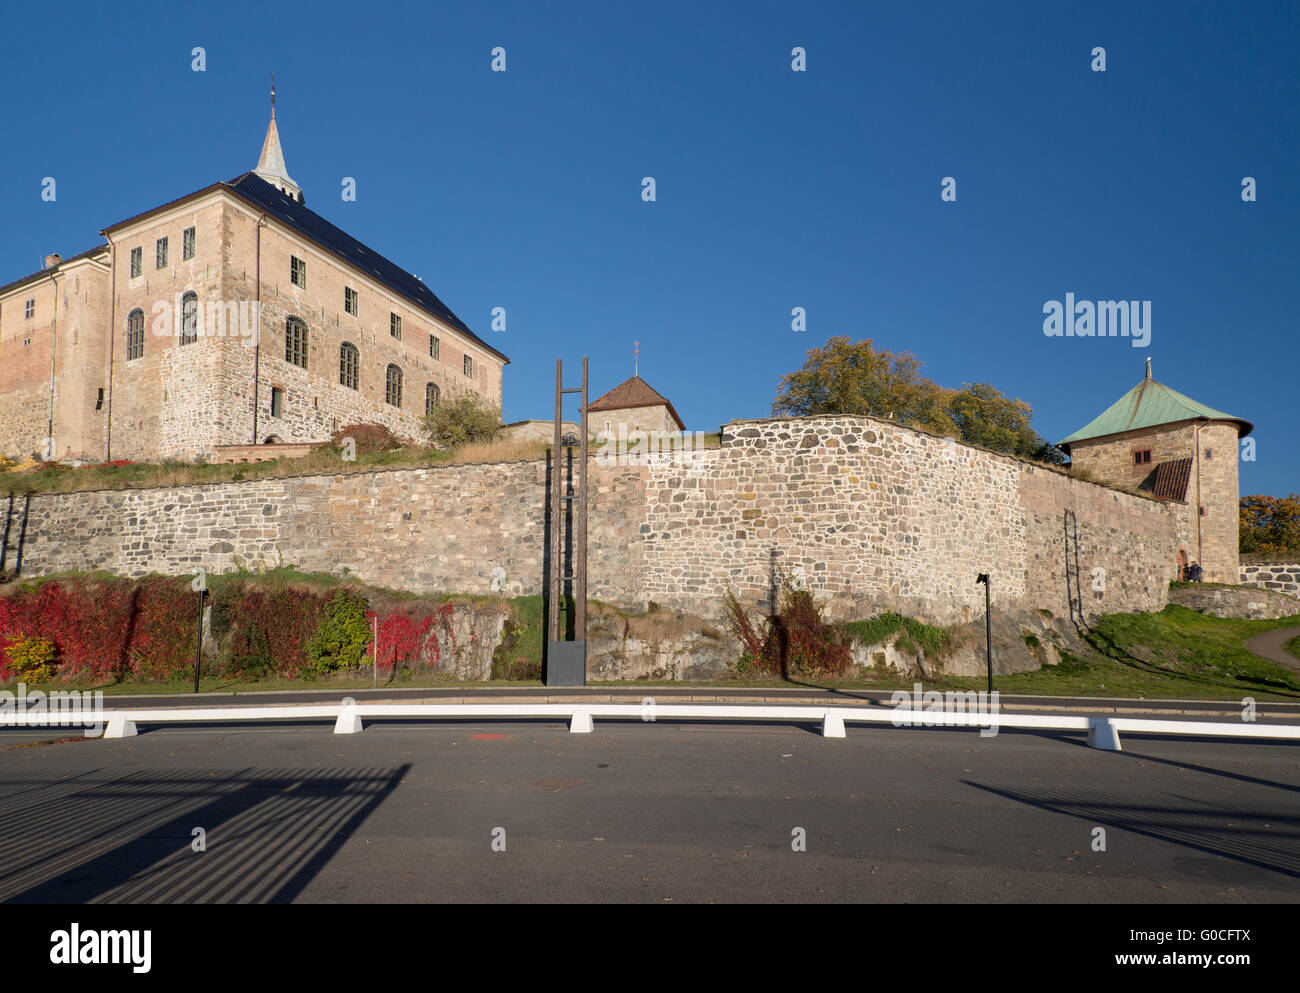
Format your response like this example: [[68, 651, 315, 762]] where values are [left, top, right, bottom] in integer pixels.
[[773, 336, 956, 435], [1240, 494, 1300, 558], [949, 382, 1066, 464], [773, 337, 1064, 463], [421, 391, 502, 449]]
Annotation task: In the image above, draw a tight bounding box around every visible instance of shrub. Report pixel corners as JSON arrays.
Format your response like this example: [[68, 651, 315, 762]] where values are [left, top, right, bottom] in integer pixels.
[[230, 621, 274, 679], [306, 590, 372, 675], [217, 583, 326, 678], [329, 422, 406, 456], [4, 635, 56, 682], [724, 576, 852, 678], [421, 392, 501, 450]]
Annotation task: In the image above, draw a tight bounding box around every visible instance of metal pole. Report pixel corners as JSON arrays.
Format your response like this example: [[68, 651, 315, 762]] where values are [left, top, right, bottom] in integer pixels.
[[549, 360, 563, 645], [984, 577, 993, 695], [575, 357, 588, 644], [194, 589, 206, 693], [373, 614, 378, 687]]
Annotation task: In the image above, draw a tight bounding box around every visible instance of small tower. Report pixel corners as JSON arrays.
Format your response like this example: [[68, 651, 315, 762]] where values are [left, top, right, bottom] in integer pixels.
[[1058, 361, 1252, 583], [253, 76, 303, 203]]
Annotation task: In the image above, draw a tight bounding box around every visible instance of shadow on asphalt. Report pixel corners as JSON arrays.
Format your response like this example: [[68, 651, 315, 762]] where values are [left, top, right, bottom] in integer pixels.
[[0, 763, 409, 903], [964, 779, 1300, 879]]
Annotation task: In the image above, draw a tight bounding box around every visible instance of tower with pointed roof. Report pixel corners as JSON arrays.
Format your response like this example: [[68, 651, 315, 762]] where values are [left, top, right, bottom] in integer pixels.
[[1058, 361, 1251, 583], [253, 77, 302, 202]]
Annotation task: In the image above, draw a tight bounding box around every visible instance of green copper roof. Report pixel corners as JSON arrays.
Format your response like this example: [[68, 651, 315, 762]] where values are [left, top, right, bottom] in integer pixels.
[[1058, 371, 1252, 451]]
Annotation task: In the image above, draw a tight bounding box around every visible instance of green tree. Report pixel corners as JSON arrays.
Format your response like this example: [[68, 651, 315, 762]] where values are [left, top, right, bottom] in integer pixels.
[[773, 336, 955, 434], [305, 590, 372, 675], [949, 382, 1065, 463], [421, 391, 502, 449], [773, 336, 1064, 463], [1240, 494, 1300, 557]]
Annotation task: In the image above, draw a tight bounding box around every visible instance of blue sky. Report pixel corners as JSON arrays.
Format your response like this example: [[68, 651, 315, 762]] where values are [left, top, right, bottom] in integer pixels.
[[2, 0, 1295, 495]]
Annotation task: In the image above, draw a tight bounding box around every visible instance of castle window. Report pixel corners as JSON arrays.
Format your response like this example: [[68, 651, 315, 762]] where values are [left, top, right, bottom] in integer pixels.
[[385, 364, 403, 407], [271, 387, 283, 419], [390, 313, 402, 340], [129, 247, 142, 278], [463, 354, 473, 378], [430, 334, 439, 360], [183, 227, 196, 260], [425, 382, 440, 415], [95, 388, 104, 411], [345, 287, 358, 316], [285, 316, 308, 369], [1204, 448, 1212, 460], [291, 255, 306, 288], [156, 237, 169, 269], [339, 341, 359, 389], [126, 308, 145, 360], [24, 298, 34, 319], [1200, 506, 1207, 517], [180, 291, 199, 345], [1133, 449, 1151, 466]]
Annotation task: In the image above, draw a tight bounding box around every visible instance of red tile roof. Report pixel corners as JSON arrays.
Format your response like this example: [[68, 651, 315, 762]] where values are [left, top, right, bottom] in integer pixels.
[[587, 376, 684, 430], [1150, 456, 1193, 501]]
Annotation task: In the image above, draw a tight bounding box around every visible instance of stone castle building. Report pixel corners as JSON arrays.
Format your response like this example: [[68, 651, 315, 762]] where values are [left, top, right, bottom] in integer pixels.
[[1058, 359, 1251, 583], [0, 104, 508, 462]]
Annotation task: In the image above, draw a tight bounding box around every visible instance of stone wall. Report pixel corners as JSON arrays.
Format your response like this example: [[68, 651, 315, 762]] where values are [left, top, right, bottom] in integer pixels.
[[8, 414, 1182, 632], [1240, 563, 1300, 597]]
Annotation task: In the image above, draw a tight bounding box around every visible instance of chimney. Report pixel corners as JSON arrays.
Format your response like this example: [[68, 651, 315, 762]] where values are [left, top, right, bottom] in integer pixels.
[[1144, 357, 1152, 380], [43, 253, 62, 270]]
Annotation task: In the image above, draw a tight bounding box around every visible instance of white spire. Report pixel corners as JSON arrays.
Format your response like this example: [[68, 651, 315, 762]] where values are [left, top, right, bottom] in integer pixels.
[[254, 75, 302, 202]]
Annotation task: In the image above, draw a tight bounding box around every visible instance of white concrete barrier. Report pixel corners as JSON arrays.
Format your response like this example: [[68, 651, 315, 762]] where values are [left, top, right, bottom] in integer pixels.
[[2, 702, 1298, 751]]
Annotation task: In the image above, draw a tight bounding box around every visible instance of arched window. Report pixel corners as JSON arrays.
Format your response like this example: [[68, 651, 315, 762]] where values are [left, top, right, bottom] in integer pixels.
[[339, 341, 359, 389], [425, 381, 440, 415], [285, 316, 308, 369], [180, 291, 198, 345], [126, 308, 145, 360], [385, 364, 403, 407]]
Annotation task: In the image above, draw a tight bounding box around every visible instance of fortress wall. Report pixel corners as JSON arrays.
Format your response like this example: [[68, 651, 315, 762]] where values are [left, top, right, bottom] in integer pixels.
[[9, 415, 1180, 626], [1240, 563, 1300, 597]]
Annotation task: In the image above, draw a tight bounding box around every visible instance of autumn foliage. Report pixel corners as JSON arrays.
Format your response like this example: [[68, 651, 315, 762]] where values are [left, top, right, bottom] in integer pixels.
[[0, 574, 466, 684], [1240, 494, 1300, 560]]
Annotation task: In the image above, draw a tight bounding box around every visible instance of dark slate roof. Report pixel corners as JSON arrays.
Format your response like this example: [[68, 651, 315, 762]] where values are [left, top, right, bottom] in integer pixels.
[[1148, 456, 1193, 501], [225, 173, 506, 363], [0, 244, 109, 297], [100, 172, 507, 364], [588, 376, 685, 430], [1058, 374, 1250, 452]]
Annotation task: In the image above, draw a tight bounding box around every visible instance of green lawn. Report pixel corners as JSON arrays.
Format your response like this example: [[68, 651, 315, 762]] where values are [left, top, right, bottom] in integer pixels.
[[1285, 634, 1300, 662]]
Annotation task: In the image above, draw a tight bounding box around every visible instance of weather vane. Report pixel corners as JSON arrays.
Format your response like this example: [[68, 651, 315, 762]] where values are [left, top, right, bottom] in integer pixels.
[[270, 73, 276, 114], [634, 340, 639, 377]]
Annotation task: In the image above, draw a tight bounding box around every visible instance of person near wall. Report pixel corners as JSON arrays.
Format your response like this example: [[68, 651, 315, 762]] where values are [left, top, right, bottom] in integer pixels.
[[1189, 562, 1203, 583]]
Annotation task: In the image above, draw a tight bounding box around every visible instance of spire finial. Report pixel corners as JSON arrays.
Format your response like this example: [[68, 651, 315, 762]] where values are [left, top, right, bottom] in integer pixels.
[[1145, 357, 1152, 380], [270, 73, 276, 118], [634, 340, 639, 377]]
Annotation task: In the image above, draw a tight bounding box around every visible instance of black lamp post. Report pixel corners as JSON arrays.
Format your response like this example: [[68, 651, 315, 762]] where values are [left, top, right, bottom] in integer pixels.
[[975, 573, 992, 695]]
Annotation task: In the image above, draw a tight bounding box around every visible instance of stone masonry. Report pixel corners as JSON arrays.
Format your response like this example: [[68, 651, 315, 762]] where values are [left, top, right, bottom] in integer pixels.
[[1240, 563, 1300, 597], [10, 414, 1182, 629]]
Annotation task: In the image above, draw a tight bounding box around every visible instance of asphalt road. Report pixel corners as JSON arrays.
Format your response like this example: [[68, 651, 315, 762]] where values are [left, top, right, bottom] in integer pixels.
[[0, 719, 1295, 903], [1246, 625, 1300, 673]]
